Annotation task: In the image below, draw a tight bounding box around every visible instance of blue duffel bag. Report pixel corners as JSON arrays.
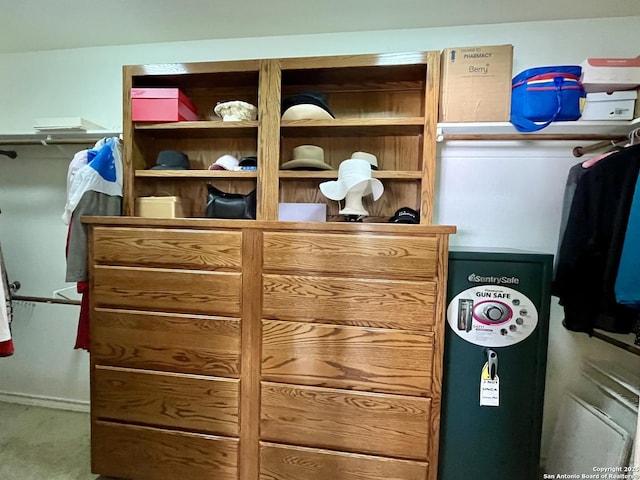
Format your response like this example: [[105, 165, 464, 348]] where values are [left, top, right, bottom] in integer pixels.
[[510, 65, 585, 132]]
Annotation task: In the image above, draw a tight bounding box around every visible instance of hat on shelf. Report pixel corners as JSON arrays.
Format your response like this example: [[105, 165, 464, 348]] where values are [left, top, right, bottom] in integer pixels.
[[280, 145, 334, 171], [319, 158, 384, 201], [209, 154, 240, 171], [150, 150, 190, 170], [213, 100, 258, 121], [239, 156, 258, 170], [281, 91, 334, 120], [389, 207, 420, 224], [350, 151, 378, 170]]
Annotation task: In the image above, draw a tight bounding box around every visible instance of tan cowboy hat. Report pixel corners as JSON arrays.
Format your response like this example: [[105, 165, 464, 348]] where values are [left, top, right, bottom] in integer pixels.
[[280, 145, 334, 170]]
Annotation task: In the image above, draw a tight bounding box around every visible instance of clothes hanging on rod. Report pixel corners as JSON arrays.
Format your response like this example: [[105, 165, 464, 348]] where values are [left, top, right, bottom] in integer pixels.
[[0, 239, 15, 357], [553, 143, 640, 336], [614, 170, 640, 312], [63, 137, 123, 351]]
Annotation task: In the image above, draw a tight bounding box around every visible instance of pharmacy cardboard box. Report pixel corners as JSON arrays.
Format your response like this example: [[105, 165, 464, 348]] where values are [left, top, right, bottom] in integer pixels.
[[439, 45, 514, 122]]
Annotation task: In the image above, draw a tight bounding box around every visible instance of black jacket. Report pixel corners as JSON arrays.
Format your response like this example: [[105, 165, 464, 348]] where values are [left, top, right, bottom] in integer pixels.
[[552, 144, 640, 334]]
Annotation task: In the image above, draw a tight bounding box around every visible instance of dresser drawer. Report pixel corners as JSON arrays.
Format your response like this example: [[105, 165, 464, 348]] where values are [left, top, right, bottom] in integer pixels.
[[92, 308, 241, 377], [93, 366, 239, 436], [93, 265, 241, 316], [263, 274, 436, 330], [93, 226, 242, 270], [261, 382, 431, 460], [263, 232, 438, 280], [93, 421, 238, 480], [262, 320, 434, 395], [260, 443, 428, 480]]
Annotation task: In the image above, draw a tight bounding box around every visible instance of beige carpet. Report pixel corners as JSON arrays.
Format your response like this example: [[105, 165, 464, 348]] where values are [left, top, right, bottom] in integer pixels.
[[0, 401, 108, 480]]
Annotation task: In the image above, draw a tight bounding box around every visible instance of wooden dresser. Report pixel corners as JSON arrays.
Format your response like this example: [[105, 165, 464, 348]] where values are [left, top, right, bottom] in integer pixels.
[[86, 218, 454, 480]]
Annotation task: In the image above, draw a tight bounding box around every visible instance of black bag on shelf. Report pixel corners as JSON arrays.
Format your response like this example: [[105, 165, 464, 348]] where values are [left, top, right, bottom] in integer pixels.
[[205, 185, 256, 219]]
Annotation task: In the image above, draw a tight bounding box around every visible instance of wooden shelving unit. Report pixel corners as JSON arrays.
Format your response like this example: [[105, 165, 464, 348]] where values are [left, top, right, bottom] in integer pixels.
[[123, 51, 440, 223]]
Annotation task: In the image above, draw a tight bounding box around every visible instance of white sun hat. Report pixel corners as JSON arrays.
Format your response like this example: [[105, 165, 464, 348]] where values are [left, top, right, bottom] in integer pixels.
[[319, 158, 384, 201]]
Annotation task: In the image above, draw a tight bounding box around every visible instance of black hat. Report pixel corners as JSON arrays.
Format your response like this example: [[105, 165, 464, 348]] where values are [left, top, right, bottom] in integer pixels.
[[389, 207, 420, 224], [150, 150, 190, 170], [281, 91, 334, 120], [239, 156, 257, 170]]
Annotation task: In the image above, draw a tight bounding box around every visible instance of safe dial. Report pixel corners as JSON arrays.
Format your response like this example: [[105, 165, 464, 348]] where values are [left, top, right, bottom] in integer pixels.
[[473, 301, 512, 325]]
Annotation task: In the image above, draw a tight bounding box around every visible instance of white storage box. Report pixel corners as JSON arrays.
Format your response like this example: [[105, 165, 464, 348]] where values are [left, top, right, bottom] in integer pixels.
[[581, 90, 638, 121], [581, 57, 640, 93], [135, 196, 191, 218], [278, 203, 327, 222]]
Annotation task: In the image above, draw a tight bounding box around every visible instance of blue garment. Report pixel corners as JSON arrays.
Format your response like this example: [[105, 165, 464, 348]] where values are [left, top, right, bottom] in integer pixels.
[[615, 170, 640, 309]]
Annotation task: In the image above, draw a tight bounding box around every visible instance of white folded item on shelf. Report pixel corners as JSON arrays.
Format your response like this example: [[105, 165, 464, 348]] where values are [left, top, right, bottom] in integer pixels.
[[33, 117, 106, 132]]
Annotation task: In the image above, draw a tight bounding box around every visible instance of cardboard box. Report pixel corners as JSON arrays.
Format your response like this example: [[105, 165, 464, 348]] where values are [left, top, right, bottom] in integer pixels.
[[131, 88, 198, 122], [635, 87, 640, 119], [439, 44, 514, 122], [581, 90, 638, 120], [135, 196, 191, 218], [581, 57, 640, 93]]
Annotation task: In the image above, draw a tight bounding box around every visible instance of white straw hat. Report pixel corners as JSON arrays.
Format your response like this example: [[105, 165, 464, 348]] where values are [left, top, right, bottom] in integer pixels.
[[319, 159, 384, 201], [213, 101, 258, 121]]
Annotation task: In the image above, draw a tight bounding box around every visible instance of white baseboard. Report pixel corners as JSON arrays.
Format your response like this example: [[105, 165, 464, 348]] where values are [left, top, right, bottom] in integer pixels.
[[0, 391, 90, 413]]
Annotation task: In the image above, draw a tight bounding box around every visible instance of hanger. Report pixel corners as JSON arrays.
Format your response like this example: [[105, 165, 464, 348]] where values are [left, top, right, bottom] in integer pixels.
[[581, 139, 628, 169], [0, 149, 17, 159], [628, 127, 640, 146]]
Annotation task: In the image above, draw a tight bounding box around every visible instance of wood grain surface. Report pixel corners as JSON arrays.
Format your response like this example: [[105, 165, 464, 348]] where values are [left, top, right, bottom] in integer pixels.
[[256, 58, 281, 221], [238, 228, 264, 480], [93, 366, 239, 436], [93, 420, 238, 480], [262, 274, 435, 330], [91, 308, 240, 377], [93, 226, 242, 270], [262, 319, 434, 395], [259, 442, 428, 480], [260, 382, 430, 460], [263, 232, 438, 279], [93, 265, 241, 315]]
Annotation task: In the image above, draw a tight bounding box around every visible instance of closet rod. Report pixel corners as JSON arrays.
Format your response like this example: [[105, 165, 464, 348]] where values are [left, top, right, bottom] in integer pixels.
[[438, 133, 626, 142], [573, 127, 640, 157], [592, 330, 640, 357], [12, 295, 81, 306], [572, 138, 626, 157]]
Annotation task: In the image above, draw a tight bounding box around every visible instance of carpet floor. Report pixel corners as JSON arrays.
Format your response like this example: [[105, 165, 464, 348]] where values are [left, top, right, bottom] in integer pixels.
[[0, 401, 111, 480]]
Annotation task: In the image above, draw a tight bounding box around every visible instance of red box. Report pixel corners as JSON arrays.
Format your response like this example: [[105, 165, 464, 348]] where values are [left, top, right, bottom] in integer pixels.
[[131, 88, 199, 122]]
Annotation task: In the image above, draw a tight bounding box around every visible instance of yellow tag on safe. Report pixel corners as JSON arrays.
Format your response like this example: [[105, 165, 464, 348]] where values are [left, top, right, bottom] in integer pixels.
[[480, 362, 500, 407]]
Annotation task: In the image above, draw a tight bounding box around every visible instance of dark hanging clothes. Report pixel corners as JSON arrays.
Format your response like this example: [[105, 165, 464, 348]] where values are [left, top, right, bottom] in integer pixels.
[[552, 143, 640, 335], [0, 241, 14, 356]]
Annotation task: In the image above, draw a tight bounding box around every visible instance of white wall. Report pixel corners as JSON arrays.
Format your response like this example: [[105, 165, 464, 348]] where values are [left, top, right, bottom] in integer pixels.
[[1, 14, 639, 462]]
